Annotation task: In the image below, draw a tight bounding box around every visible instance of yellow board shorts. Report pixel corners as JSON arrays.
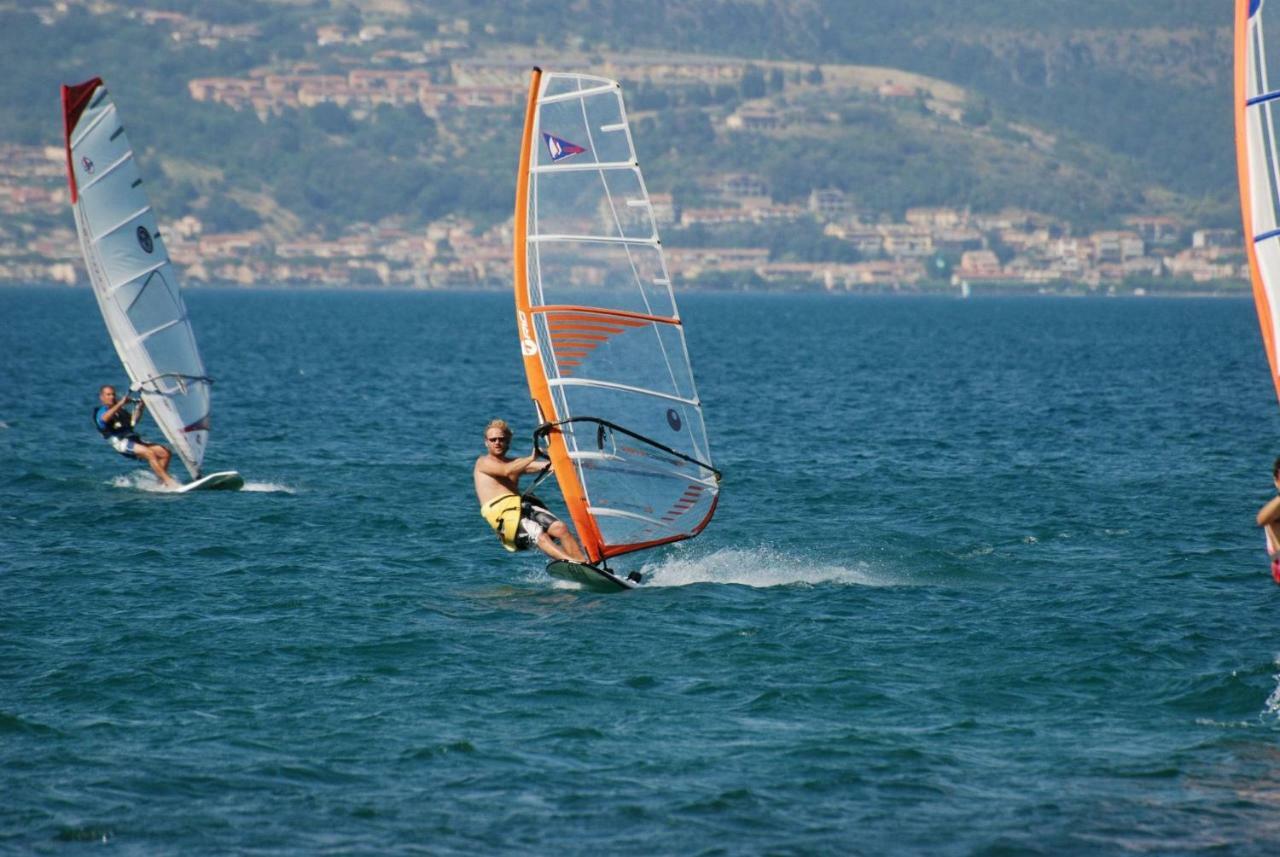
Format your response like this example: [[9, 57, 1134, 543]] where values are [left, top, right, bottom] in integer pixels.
[[482, 494, 523, 552], [481, 494, 559, 552]]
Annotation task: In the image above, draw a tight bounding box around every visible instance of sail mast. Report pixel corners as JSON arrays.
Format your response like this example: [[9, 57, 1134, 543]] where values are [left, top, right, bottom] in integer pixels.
[[514, 68, 605, 562]]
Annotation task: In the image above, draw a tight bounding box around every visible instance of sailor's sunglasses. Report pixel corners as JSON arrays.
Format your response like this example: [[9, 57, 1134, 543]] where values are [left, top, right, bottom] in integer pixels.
[[486, 436, 509, 443]]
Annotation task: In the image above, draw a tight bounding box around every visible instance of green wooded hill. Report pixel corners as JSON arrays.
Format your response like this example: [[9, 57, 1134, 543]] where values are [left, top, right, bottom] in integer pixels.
[[0, 1, 1236, 236]]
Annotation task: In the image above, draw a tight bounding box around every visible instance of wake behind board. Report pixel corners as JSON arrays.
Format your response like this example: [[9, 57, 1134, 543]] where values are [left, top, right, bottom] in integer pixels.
[[177, 470, 244, 493], [546, 561, 640, 592]]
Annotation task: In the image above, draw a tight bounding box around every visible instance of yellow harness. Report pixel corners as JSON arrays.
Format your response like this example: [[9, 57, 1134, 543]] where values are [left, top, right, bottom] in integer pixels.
[[481, 494, 523, 552]]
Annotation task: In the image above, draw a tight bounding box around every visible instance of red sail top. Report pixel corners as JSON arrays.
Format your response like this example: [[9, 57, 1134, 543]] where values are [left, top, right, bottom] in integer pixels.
[[60, 77, 103, 203]]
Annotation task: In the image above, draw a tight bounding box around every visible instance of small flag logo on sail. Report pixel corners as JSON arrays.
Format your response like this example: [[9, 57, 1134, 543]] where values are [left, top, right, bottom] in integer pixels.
[[543, 132, 586, 161]]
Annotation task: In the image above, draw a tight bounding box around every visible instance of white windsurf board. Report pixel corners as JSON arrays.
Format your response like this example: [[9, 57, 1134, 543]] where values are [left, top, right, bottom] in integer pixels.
[[177, 470, 244, 493], [546, 560, 640, 592]]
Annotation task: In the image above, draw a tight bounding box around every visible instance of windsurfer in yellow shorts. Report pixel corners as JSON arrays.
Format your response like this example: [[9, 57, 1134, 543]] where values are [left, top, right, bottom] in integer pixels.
[[1257, 457, 1280, 585], [474, 419, 587, 563]]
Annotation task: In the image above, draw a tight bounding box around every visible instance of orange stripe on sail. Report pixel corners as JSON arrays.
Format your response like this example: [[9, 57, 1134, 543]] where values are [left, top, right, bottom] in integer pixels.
[[601, 493, 720, 560], [549, 333, 607, 343], [548, 332, 610, 341], [547, 316, 647, 330], [660, 485, 706, 522], [547, 317, 635, 327], [533, 304, 681, 326]]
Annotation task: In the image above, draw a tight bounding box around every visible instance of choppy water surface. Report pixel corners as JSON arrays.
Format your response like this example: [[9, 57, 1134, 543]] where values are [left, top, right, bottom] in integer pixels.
[[3, 290, 1280, 854]]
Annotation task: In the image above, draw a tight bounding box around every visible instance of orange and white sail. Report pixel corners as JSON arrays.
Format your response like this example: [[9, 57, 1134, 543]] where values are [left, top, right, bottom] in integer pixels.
[[513, 69, 719, 564], [1238, 0, 1280, 402]]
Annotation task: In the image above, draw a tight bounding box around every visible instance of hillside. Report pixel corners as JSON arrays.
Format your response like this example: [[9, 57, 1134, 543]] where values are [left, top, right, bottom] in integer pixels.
[[0, 0, 1243, 289]]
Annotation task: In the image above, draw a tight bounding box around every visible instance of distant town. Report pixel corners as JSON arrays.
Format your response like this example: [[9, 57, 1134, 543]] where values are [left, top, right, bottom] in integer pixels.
[[2, 5, 1247, 294], [2, 135, 1246, 294]]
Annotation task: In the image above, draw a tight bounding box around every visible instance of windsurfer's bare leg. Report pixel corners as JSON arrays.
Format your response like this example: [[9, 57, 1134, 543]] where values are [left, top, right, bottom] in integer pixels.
[[535, 532, 577, 563], [137, 443, 178, 487], [546, 521, 586, 563]]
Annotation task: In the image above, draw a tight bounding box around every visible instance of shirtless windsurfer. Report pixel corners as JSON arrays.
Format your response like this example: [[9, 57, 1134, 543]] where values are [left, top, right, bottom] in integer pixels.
[[474, 419, 587, 563]]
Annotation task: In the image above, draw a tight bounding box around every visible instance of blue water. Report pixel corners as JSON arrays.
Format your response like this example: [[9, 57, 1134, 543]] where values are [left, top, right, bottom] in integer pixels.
[[4, 289, 1280, 854]]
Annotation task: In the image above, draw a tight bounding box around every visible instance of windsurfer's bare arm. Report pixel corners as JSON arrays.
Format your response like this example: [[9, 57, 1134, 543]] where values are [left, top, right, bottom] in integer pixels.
[[101, 395, 131, 423], [1258, 495, 1280, 527]]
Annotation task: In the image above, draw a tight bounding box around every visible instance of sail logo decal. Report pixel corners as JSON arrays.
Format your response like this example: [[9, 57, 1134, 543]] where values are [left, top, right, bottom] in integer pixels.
[[184, 414, 211, 433], [81, 156, 95, 174], [136, 226, 154, 253], [543, 132, 586, 162], [518, 311, 537, 356], [666, 408, 682, 431]]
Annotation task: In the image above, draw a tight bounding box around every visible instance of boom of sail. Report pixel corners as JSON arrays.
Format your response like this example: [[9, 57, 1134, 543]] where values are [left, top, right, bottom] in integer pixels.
[[62, 78, 211, 479], [513, 69, 720, 564]]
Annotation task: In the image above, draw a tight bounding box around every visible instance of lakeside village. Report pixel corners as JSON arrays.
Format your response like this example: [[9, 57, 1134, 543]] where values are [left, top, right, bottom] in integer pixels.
[[4, 7, 1248, 293], [2, 139, 1247, 294]]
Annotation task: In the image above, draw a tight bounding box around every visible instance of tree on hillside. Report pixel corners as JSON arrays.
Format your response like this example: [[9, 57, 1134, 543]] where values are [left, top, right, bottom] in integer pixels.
[[633, 82, 670, 110], [199, 196, 262, 232], [767, 220, 859, 263], [741, 65, 766, 99], [713, 84, 738, 105], [962, 98, 993, 127], [684, 84, 713, 107], [310, 102, 354, 135]]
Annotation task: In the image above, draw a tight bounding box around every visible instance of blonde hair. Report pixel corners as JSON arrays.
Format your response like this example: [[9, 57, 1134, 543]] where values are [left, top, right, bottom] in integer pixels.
[[484, 419, 512, 438]]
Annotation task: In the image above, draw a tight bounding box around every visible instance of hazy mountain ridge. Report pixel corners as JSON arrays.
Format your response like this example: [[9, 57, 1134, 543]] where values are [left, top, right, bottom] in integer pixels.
[[0, 2, 1240, 255]]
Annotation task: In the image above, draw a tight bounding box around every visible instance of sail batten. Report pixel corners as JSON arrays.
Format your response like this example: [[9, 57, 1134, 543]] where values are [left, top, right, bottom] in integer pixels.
[[63, 78, 211, 480], [93, 206, 153, 242], [548, 377, 700, 406], [529, 233, 660, 247], [80, 151, 134, 192], [514, 69, 718, 563], [111, 260, 169, 293], [532, 160, 637, 174], [135, 317, 186, 340], [588, 508, 674, 528], [70, 102, 114, 148], [532, 304, 679, 324], [538, 83, 618, 105]]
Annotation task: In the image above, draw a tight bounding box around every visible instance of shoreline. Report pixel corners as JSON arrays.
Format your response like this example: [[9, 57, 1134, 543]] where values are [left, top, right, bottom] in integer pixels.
[[0, 281, 1252, 298]]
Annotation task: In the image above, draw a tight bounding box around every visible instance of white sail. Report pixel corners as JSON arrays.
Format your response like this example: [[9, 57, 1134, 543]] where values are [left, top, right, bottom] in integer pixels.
[[62, 78, 211, 479], [514, 70, 719, 562]]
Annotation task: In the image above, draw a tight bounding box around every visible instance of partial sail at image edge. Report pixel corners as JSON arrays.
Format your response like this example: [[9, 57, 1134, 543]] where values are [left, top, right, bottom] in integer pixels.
[[1238, 0, 1280, 404]]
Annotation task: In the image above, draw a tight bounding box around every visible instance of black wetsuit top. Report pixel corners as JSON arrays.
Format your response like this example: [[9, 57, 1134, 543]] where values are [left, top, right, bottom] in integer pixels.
[[94, 405, 138, 440]]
